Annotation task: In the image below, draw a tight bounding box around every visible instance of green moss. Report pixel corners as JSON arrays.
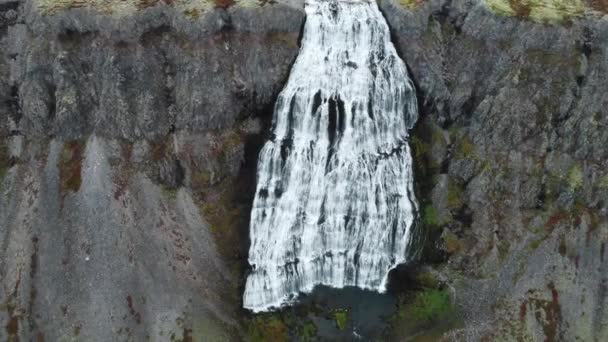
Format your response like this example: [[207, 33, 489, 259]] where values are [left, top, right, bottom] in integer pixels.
[[161, 185, 178, 199], [600, 175, 608, 189], [398, 0, 425, 9], [248, 314, 288, 342], [422, 205, 440, 229], [59, 140, 86, 195], [566, 164, 583, 192], [411, 136, 430, 172], [527, 237, 545, 250], [447, 180, 464, 210], [415, 272, 440, 289], [484, 0, 585, 23], [497, 240, 511, 262], [453, 135, 475, 160], [183, 7, 200, 18], [332, 309, 349, 331], [298, 320, 317, 341], [396, 289, 455, 331]]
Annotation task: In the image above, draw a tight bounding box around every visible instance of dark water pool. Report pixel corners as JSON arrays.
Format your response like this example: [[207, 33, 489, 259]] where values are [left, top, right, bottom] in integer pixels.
[[291, 285, 397, 341]]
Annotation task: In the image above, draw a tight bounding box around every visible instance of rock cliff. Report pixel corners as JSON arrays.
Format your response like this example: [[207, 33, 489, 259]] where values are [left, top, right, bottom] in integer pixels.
[[0, 0, 303, 340], [381, 0, 608, 340]]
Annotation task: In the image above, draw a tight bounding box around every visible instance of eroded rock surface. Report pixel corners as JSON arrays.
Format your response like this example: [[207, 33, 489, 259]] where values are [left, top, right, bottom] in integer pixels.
[[0, 0, 303, 340], [381, 0, 608, 340]]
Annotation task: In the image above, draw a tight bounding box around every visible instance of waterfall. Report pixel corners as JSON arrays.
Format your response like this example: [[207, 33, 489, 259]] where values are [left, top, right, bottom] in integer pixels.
[[243, 0, 418, 312]]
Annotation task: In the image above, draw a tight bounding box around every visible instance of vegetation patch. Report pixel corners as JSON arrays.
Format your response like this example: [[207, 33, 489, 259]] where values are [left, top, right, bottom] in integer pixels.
[[332, 308, 349, 331], [453, 134, 475, 160], [247, 308, 324, 342], [484, 0, 586, 23], [390, 286, 458, 339], [398, 0, 426, 9], [247, 314, 288, 342], [441, 230, 463, 254], [59, 140, 86, 195], [38, 0, 264, 16], [410, 136, 433, 180], [599, 174, 608, 189], [527, 236, 547, 251], [447, 179, 464, 210], [410, 119, 455, 263], [415, 271, 441, 289], [566, 164, 583, 192], [297, 320, 317, 341], [403, 289, 453, 326], [422, 204, 440, 229]]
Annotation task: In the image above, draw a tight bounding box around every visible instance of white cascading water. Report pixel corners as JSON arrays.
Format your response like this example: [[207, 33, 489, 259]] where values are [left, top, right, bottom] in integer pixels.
[[244, 0, 418, 312]]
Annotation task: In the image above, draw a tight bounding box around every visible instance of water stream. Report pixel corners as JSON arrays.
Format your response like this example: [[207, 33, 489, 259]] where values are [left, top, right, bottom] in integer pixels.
[[244, 0, 419, 312]]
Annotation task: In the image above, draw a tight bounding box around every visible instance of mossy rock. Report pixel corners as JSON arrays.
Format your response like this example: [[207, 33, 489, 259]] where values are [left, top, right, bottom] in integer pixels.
[[599, 174, 608, 189], [441, 229, 463, 254], [397, 0, 426, 10], [297, 320, 317, 342], [566, 164, 583, 192], [452, 134, 475, 161], [247, 314, 288, 342], [390, 287, 457, 339], [161, 185, 179, 199], [415, 271, 441, 289], [36, 0, 255, 16], [447, 179, 464, 210], [484, 0, 586, 23], [332, 309, 349, 331], [421, 204, 440, 229]]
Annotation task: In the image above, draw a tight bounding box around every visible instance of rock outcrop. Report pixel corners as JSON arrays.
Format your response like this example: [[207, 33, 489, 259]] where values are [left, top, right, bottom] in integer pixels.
[[381, 0, 608, 340], [0, 0, 303, 340]]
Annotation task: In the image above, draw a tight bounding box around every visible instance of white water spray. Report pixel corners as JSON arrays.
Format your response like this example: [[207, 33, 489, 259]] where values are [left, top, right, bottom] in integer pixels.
[[244, 0, 418, 312]]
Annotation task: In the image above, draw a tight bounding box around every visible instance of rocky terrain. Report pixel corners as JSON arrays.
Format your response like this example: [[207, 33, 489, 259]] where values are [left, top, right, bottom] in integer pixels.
[[0, 0, 607, 340]]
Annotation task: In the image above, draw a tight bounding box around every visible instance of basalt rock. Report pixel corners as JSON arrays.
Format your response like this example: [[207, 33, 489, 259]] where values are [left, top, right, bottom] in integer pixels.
[[0, 0, 304, 340], [381, 0, 608, 340]]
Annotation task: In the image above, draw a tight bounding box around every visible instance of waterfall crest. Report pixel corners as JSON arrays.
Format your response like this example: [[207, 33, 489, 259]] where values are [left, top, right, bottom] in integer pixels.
[[243, 0, 418, 312]]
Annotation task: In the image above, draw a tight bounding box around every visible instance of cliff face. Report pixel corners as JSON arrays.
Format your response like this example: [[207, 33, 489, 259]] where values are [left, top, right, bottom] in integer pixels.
[[0, 0, 607, 340], [381, 0, 608, 340], [0, 1, 303, 340]]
